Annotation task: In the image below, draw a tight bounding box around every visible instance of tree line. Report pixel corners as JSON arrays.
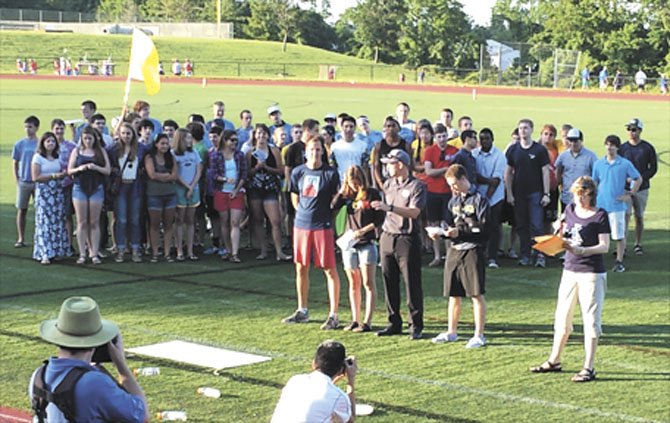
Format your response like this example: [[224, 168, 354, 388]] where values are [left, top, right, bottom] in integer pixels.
[[12, 0, 669, 75]]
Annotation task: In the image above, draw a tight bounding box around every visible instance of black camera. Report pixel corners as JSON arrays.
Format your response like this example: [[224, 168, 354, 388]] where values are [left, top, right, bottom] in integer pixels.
[[91, 335, 118, 363]]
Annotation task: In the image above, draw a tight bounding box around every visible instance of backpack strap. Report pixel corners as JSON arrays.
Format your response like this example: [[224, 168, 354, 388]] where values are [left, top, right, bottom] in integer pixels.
[[31, 360, 92, 422]]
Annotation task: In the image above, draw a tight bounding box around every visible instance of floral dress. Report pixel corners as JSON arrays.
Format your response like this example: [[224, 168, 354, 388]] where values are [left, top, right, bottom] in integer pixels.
[[32, 155, 70, 261]]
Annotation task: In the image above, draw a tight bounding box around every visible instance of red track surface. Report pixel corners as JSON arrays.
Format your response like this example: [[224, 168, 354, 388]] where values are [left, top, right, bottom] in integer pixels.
[[2, 74, 668, 102], [0, 407, 32, 422]]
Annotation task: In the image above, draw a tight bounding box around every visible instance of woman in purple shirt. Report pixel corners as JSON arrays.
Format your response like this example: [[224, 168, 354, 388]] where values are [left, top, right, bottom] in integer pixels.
[[530, 176, 610, 382]]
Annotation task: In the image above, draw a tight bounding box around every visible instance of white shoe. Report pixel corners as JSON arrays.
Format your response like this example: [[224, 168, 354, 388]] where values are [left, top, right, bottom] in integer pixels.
[[431, 332, 459, 344], [488, 259, 499, 269], [465, 335, 486, 348]]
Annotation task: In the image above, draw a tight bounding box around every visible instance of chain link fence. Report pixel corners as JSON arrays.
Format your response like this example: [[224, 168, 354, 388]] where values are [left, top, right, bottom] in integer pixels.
[[0, 8, 96, 23]]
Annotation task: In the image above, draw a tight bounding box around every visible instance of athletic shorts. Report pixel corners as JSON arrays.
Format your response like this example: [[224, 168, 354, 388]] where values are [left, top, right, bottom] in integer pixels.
[[293, 227, 336, 269], [15, 181, 35, 209], [426, 192, 450, 222], [341, 242, 378, 270], [72, 184, 104, 203], [444, 247, 485, 297], [607, 211, 626, 241], [147, 194, 177, 211], [625, 189, 649, 219], [214, 191, 245, 212], [553, 269, 607, 339], [176, 185, 200, 208]]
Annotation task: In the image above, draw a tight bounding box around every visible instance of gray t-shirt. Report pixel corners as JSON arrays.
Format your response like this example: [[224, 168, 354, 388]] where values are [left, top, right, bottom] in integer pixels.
[[381, 176, 427, 235]]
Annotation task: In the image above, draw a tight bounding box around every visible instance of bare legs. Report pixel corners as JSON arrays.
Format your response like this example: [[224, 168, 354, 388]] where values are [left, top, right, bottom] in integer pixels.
[[345, 264, 376, 326], [294, 263, 341, 316], [446, 295, 486, 337], [73, 200, 103, 258], [148, 207, 175, 257], [175, 207, 196, 257]]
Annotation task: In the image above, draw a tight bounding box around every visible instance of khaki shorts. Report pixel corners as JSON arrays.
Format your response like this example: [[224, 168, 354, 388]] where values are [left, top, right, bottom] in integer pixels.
[[15, 181, 34, 209], [625, 189, 649, 219], [608, 211, 626, 241], [553, 270, 607, 339]]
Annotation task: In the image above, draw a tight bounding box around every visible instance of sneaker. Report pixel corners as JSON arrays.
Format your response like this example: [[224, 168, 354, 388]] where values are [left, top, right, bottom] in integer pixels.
[[534, 254, 546, 268], [203, 246, 218, 255], [218, 247, 229, 257], [612, 261, 626, 273], [131, 251, 142, 263], [114, 252, 124, 263], [282, 310, 309, 324], [465, 335, 487, 349], [507, 248, 519, 259], [518, 256, 531, 266], [320, 315, 340, 330], [487, 259, 499, 269], [431, 332, 459, 344], [634, 244, 643, 256]]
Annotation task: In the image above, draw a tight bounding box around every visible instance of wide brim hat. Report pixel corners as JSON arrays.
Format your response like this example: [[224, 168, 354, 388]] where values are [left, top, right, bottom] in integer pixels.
[[40, 296, 119, 348]]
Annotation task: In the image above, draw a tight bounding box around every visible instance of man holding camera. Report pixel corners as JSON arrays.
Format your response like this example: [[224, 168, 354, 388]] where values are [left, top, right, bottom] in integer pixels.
[[272, 340, 357, 423], [29, 296, 148, 422]]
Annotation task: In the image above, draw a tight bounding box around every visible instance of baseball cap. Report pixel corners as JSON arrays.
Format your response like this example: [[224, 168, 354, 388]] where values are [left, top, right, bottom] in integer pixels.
[[566, 128, 582, 140], [267, 105, 281, 115], [324, 113, 337, 121], [380, 149, 410, 166], [625, 118, 643, 129]]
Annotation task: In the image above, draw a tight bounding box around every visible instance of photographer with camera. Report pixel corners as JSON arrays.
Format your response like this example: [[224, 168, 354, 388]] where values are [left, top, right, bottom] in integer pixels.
[[429, 164, 490, 349], [272, 340, 357, 423], [29, 296, 149, 422]]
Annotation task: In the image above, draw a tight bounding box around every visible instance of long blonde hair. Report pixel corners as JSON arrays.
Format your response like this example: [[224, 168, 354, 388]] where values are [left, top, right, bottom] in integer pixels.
[[342, 165, 369, 200]]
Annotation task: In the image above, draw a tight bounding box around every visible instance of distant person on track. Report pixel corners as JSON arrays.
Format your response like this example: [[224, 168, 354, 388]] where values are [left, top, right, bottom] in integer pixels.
[[634, 68, 647, 93]]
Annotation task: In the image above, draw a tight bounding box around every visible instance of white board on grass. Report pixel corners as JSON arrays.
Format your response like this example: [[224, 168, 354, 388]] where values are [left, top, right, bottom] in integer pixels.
[[127, 340, 271, 369]]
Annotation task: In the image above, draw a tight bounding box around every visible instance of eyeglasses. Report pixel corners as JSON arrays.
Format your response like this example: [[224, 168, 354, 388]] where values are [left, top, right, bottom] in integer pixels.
[[566, 138, 580, 142]]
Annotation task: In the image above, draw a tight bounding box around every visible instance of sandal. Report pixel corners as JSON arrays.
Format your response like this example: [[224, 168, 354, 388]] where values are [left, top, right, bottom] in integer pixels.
[[188, 255, 199, 261], [150, 255, 159, 263], [14, 241, 25, 248], [256, 254, 268, 261], [276, 253, 293, 262], [230, 254, 242, 263], [165, 255, 175, 263], [91, 256, 102, 265], [76, 256, 86, 265], [571, 368, 596, 382], [529, 361, 562, 373], [353, 323, 372, 333], [176, 254, 185, 262], [343, 322, 360, 331]]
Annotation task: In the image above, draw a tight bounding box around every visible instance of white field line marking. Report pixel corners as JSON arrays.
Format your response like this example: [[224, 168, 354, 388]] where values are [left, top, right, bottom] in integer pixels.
[[0, 412, 31, 422], [1, 306, 666, 422]]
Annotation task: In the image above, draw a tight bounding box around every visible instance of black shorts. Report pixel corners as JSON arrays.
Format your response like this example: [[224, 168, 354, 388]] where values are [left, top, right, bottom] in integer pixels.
[[444, 247, 485, 297], [426, 192, 450, 222]]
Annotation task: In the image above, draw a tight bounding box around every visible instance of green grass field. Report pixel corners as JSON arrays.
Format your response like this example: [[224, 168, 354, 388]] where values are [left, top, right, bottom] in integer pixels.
[[0, 77, 669, 422]]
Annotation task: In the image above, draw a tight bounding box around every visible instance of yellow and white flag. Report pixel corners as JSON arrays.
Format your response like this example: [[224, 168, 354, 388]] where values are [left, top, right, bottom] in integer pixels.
[[128, 28, 160, 95]]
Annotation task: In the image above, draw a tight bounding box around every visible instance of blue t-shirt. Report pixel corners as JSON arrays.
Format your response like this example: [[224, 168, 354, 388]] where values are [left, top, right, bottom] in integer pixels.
[[173, 150, 202, 186], [290, 164, 340, 230], [29, 357, 145, 423], [505, 141, 550, 197], [563, 204, 610, 274], [355, 131, 383, 151], [12, 137, 38, 183], [592, 155, 640, 213]]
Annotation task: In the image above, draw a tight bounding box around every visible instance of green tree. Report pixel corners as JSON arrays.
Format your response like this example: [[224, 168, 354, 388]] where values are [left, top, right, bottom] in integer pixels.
[[141, 0, 203, 22], [397, 0, 476, 68], [346, 0, 407, 63], [293, 9, 337, 50], [97, 0, 142, 22]]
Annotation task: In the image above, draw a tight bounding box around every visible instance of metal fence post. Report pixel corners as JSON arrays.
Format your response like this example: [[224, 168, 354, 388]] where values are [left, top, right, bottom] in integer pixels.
[[59, 11, 62, 22], [39, 10, 42, 22], [479, 44, 484, 85], [370, 65, 373, 81], [237, 62, 240, 77], [19, 9, 23, 21]]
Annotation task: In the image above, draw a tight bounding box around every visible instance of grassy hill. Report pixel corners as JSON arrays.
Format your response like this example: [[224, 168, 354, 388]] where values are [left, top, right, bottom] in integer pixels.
[[0, 31, 412, 82]]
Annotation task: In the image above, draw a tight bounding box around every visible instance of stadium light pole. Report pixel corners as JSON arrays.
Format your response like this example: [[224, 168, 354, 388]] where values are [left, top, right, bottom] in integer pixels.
[[217, 0, 221, 38]]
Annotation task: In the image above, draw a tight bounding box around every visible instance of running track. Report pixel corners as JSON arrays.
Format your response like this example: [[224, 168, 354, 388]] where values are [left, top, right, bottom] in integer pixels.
[[1, 74, 669, 102]]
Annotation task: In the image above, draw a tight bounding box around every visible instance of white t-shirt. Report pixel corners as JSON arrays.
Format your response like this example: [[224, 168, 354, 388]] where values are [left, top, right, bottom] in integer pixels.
[[331, 138, 370, 182], [119, 152, 139, 180], [271, 371, 351, 423], [32, 154, 61, 176], [635, 70, 647, 85]]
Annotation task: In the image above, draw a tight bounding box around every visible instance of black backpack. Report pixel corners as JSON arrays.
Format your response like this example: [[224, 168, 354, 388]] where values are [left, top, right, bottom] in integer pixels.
[[31, 360, 91, 423]]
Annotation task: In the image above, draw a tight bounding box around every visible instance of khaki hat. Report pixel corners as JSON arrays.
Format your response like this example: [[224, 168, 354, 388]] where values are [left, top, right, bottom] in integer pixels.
[[39, 296, 119, 348]]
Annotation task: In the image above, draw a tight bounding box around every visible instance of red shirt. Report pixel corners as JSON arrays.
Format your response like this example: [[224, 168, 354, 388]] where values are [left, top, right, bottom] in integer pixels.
[[423, 144, 459, 193]]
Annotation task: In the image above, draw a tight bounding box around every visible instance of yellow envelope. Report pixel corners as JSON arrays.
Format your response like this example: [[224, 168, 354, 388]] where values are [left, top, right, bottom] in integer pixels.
[[532, 235, 565, 256]]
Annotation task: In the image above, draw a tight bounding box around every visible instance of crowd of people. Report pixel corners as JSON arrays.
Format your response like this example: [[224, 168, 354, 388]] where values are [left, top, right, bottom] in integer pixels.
[[14, 99, 657, 383]]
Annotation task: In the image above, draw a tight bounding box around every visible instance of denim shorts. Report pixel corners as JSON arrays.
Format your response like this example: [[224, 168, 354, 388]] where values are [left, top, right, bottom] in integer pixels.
[[147, 194, 177, 211], [176, 184, 201, 208], [72, 184, 104, 203], [341, 242, 378, 270]]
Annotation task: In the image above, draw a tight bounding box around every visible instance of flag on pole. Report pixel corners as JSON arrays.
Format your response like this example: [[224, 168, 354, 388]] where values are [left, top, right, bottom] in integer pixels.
[[128, 28, 160, 96]]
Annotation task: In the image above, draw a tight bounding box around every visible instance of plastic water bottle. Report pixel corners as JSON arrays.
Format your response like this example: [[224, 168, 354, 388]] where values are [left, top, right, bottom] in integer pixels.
[[133, 367, 160, 376], [156, 411, 187, 421], [197, 387, 221, 398]]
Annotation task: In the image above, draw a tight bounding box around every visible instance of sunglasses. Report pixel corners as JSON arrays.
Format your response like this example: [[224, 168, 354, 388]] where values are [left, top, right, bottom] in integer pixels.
[[626, 127, 638, 132]]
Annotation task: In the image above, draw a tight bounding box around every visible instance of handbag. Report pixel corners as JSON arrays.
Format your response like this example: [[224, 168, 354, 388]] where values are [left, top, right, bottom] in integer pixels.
[[108, 156, 130, 197]]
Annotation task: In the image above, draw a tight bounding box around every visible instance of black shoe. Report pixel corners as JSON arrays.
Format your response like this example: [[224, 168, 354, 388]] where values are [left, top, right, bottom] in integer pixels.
[[408, 331, 423, 340], [376, 326, 401, 337]]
